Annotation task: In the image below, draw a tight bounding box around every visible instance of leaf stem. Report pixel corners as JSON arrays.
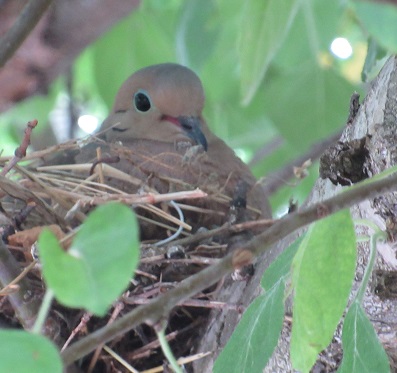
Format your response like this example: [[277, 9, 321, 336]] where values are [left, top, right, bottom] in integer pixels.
[[156, 327, 184, 373], [62, 170, 397, 365], [356, 231, 386, 303], [32, 288, 54, 334]]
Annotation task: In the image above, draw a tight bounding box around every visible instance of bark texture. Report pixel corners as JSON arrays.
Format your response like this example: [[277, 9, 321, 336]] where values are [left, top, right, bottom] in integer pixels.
[[194, 56, 397, 372]]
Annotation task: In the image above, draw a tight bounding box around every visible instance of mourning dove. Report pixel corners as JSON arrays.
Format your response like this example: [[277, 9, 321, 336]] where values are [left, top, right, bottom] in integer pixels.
[[62, 64, 271, 231]]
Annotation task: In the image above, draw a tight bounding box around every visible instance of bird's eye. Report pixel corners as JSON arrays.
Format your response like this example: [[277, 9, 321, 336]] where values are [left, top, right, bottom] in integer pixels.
[[134, 90, 151, 112]]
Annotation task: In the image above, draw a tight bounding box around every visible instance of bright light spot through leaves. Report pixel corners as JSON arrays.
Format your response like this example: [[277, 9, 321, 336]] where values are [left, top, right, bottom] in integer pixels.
[[330, 37, 353, 59], [77, 114, 99, 134]]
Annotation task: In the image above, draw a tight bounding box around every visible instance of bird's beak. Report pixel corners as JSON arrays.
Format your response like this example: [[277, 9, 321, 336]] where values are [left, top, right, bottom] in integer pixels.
[[178, 116, 208, 151]]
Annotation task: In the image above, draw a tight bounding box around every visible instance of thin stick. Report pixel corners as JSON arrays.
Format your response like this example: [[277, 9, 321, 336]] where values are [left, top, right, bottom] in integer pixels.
[[1, 120, 38, 176], [0, 260, 36, 296], [0, 0, 54, 68], [62, 171, 397, 366], [0, 240, 41, 330]]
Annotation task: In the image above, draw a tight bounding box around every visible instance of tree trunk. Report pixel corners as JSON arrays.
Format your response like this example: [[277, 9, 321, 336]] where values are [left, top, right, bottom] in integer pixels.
[[194, 56, 397, 372]]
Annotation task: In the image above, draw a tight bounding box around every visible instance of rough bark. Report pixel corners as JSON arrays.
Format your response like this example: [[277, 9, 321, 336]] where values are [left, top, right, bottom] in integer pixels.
[[194, 56, 397, 372]]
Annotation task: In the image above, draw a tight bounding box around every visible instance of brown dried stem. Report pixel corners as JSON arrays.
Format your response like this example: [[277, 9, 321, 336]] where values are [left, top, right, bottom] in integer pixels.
[[62, 169, 397, 366], [1, 119, 38, 176], [0, 240, 40, 329], [261, 129, 343, 195], [0, 0, 53, 68]]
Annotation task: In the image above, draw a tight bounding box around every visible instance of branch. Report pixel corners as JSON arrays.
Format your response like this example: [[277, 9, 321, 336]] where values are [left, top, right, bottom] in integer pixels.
[[261, 130, 342, 195], [1, 120, 38, 176], [248, 136, 284, 167], [0, 0, 53, 68], [261, 93, 360, 195], [0, 240, 41, 329], [61, 169, 397, 366]]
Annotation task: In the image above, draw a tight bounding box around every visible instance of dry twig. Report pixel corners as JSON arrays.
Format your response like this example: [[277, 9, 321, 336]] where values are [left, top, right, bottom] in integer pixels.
[[0, 0, 53, 68]]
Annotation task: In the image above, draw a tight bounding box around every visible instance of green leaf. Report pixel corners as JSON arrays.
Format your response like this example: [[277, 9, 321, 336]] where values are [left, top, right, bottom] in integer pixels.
[[274, 0, 344, 71], [214, 281, 284, 373], [39, 203, 140, 316], [361, 37, 387, 82], [263, 61, 357, 151], [290, 209, 356, 373], [0, 330, 62, 373], [0, 78, 62, 150], [92, 8, 176, 109], [214, 236, 303, 373], [176, 0, 219, 70], [338, 301, 390, 373], [91, 15, 137, 109], [238, 0, 299, 105], [261, 234, 302, 290], [352, 1, 397, 53]]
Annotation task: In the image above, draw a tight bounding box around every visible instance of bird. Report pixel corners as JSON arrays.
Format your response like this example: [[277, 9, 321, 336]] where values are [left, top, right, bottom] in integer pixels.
[[50, 64, 272, 233]]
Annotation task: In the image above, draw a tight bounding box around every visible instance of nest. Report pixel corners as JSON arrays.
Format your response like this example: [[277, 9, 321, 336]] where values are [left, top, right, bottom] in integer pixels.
[[0, 130, 262, 372]]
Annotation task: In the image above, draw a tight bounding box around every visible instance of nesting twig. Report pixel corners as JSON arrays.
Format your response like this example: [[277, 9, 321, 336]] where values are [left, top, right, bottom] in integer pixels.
[[84, 189, 207, 207], [0, 136, 271, 371], [61, 312, 92, 352], [87, 301, 125, 373], [0, 240, 41, 330], [0, 0, 53, 68], [1, 119, 38, 176]]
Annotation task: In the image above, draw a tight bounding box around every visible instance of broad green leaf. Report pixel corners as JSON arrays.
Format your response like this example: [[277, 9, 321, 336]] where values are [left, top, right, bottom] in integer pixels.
[[92, 16, 135, 109], [261, 234, 303, 290], [214, 281, 284, 373], [39, 203, 139, 316], [238, 0, 299, 105], [0, 78, 62, 150], [203, 90, 276, 152], [213, 235, 307, 373], [352, 1, 397, 53], [263, 61, 357, 151], [201, 0, 242, 103], [92, 8, 176, 109], [290, 209, 356, 373], [200, 14, 278, 151], [74, 48, 98, 94], [274, 0, 345, 71], [361, 37, 387, 82], [0, 330, 62, 373], [176, 0, 219, 70], [72, 49, 109, 130], [338, 301, 390, 373]]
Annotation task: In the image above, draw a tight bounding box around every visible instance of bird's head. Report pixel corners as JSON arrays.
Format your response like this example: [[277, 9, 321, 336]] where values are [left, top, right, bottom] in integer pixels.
[[101, 63, 208, 151]]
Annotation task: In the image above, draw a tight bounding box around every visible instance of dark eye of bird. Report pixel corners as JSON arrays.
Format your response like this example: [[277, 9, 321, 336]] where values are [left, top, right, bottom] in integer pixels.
[[134, 91, 151, 112]]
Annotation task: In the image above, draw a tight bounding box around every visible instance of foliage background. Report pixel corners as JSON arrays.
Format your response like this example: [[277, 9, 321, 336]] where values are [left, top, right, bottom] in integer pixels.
[[2, 0, 382, 214], [1, 0, 397, 372]]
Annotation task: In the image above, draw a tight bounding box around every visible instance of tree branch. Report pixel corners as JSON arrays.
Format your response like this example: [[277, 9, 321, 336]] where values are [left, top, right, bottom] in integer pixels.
[[0, 0, 53, 68], [0, 240, 41, 330], [62, 168, 397, 366], [261, 130, 343, 195]]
